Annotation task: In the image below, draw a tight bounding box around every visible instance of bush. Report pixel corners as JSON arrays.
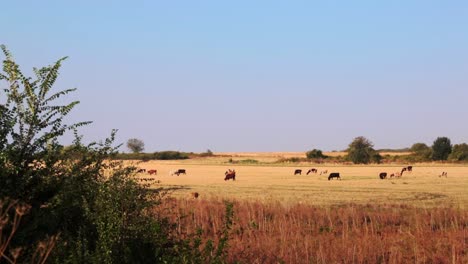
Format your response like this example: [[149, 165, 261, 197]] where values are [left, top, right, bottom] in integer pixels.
[[306, 149, 327, 159], [449, 143, 468, 161], [0, 46, 214, 263]]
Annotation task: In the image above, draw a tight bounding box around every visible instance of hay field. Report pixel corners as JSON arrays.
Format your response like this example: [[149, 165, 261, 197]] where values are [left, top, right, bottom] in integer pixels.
[[132, 156, 468, 208]]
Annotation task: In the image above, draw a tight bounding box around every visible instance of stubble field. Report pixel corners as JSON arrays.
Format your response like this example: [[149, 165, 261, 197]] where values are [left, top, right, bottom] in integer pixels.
[[133, 152, 468, 208]]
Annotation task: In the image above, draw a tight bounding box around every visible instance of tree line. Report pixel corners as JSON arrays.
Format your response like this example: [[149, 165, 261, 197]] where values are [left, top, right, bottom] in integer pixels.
[[306, 136, 468, 164]]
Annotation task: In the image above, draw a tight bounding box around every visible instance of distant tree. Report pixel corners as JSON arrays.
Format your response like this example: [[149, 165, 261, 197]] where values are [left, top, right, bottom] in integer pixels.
[[431, 137, 452, 161], [410, 143, 432, 161], [306, 149, 326, 159], [448, 143, 468, 161], [347, 136, 378, 164], [127, 138, 145, 153]]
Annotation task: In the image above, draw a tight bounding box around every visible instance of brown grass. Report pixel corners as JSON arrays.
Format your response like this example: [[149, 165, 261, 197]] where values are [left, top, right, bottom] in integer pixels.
[[162, 198, 468, 264]]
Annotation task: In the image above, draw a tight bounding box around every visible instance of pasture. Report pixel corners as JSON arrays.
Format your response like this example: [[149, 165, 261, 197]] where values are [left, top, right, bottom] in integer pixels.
[[131, 154, 468, 208]]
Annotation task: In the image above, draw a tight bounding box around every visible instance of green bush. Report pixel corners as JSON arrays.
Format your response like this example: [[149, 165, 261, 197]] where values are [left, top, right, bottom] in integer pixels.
[[0, 46, 225, 263], [306, 149, 327, 159], [448, 143, 468, 161]]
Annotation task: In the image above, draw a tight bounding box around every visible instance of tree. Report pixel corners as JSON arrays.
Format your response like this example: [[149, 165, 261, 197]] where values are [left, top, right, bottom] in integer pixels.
[[448, 143, 468, 161], [306, 149, 326, 159], [127, 138, 144, 153], [431, 137, 452, 161], [346, 136, 378, 164]]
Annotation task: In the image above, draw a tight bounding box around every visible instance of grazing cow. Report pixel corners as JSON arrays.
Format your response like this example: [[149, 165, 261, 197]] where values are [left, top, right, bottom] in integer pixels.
[[172, 169, 186, 176], [407, 166, 413, 172], [147, 169, 157, 175], [328, 172, 341, 180], [191, 192, 200, 199], [320, 170, 328, 175], [306, 168, 318, 175], [225, 169, 236, 181], [294, 169, 302, 175], [379, 172, 387, 179], [439, 171, 448, 177], [137, 168, 146, 173], [401, 167, 407, 175]]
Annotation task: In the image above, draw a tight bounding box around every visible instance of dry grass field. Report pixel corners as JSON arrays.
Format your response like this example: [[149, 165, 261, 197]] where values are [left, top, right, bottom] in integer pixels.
[[132, 153, 468, 263], [131, 153, 468, 208]]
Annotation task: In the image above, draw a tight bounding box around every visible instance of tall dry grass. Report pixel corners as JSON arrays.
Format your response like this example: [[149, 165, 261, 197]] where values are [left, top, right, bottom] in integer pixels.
[[160, 198, 468, 264]]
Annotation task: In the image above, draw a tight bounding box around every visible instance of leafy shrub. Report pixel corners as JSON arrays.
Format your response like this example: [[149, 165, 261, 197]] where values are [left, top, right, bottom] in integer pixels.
[[0, 46, 220, 263], [306, 149, 327, 159]]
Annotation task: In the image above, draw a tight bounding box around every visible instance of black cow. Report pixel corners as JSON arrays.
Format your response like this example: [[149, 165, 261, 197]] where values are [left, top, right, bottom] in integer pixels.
[[306, 168, 318, 175], [172, 169, 186, 176], [379, 172, 387, 179], [294, 169, 302, 175], [225, 170, 236, 181], [328, 173, 341, 180]]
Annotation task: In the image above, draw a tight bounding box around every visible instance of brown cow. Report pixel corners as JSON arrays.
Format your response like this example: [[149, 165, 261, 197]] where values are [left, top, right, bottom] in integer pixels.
[[294, 169, 302, 175], [306, 168, 318, 175], [439, 172, 448, 177], [137, 168, 146, 173], [148, 169, 157, 175], [407, 166, 413, 172], [225, 169, 236, 181]]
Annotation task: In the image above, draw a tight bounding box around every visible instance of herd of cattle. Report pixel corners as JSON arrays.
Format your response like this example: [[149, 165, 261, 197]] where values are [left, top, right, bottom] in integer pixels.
[[136, 165, 450, 182]]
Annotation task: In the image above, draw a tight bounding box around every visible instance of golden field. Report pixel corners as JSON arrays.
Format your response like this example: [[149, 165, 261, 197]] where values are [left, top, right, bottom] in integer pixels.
[[131, 153, 468, 208]]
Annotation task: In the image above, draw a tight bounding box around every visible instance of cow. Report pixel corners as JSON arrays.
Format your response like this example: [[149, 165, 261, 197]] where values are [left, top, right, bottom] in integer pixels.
[[294, 169, 302, 175], [407, 166, 413, 172], [401, 167, 407, 175], [389, 173, 395, 178], [172, 169, 186, 176], [147, 169, 157, 175], [225, 169, 236, 181], [191, 192, 200, 199], [306, 168, 318, 175], [439, 171, 448, 178], [137, 168, 146, 173], [379, 172, 387, 179], [320, 170, 328, 175], [328, 172, 341, 180]]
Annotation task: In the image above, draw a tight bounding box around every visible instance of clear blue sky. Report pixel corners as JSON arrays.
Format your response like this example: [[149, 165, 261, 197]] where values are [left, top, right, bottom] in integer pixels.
[[2, 1, 467, 152]]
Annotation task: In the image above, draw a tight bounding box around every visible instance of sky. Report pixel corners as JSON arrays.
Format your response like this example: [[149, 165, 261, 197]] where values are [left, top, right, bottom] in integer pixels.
[[1, 1, 468, 152]]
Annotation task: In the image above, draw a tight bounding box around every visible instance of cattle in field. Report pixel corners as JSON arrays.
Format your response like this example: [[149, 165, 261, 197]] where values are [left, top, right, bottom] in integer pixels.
[[147, 169, 157, 175], [306, 168, 318, 175], [439, 171, 448, 177], [401, 167, 407, 175], [379, 172, 387, 179], [328, 173, 341, 180], [172, 169, 186, 176], [225, 169, 236, 181], [320, 170, 328, 175], [191, 192, 200, 199], [407, 166, 413, 172], [137, 168, 146, 173], [294, 169, 302, 175]]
